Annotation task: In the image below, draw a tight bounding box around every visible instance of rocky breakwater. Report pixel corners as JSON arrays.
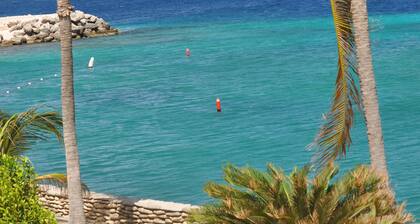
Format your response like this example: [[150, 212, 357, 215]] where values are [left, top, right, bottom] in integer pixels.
[[0, 10, 118, 47]]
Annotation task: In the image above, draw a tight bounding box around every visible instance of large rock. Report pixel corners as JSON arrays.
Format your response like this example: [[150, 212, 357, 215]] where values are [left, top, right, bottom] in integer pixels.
[[11, 36, 24, 45], [12, 30, 25, 37], [7, 21, 19, 28], [71, 24, 84, 34], [89, 16, 97, 23], [10, 23, 23, 31], [23, 23, 33, 34], [70, 10, 85, 23], [50, 23, 59, 33], [37, 31, 50, 39]]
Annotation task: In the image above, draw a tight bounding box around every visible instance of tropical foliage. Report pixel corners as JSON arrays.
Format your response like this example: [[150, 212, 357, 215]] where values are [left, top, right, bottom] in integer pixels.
[[0, 108, 62, 156], [189, 163, 412, 224], [0, 154, 57, 223], [311, 0, 362, 167], [0, 107, 88, 191]]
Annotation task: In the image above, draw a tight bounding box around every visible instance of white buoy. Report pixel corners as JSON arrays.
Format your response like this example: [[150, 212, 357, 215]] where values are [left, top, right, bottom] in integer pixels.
[[40, 78, 44, 81], [6, 90, 10, 94], [88, 57, 95, 69], [54, 74, 58, 77], [28, 82, 32, 85], [17, 86, 21, 89]]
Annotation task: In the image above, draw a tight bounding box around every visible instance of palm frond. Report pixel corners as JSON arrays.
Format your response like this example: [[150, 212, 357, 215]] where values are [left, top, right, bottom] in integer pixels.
[[36, 173, 90, 195], [188, 163, 413, 224], [0, 107, 62, 155], [310, 0, 362, 168]]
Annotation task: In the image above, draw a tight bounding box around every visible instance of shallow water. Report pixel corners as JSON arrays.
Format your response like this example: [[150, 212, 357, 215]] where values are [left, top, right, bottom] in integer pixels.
[[1, 1, 420, 217]]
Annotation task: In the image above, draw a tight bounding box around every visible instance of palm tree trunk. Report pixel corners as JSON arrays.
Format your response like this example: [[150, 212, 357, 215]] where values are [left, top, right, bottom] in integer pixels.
[[351, 0, 389, 180], [57, 0, 86, 223]]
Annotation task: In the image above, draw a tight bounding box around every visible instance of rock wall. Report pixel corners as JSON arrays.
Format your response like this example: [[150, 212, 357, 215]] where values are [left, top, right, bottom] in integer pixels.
[[0, 10, 117, 47], [38, 187, 197, 224]]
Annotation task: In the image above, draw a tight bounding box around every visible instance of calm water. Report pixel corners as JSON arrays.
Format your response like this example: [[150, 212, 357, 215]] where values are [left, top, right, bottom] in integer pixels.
[[1, 0, 420, 217]]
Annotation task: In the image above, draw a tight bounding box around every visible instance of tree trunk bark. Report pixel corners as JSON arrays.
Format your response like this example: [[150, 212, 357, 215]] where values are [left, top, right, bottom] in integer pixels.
[[57, 0, 87, 223], [351, 0, 389, 180]]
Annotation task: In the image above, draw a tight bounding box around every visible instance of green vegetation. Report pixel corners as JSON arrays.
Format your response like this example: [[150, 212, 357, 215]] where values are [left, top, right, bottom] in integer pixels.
[[0, 154, 57, 223], [189, 163, 412, 224], [0, 107, 74, 189]]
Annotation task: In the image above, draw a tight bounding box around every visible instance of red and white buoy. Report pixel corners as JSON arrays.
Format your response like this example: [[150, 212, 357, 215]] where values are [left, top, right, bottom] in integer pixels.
[[185, 48, 191, 57], [216, 98, 222, 112]]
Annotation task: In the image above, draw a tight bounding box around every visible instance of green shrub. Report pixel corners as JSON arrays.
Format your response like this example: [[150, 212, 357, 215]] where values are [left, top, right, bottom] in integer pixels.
[[189, 163, 413, 224], [0, 154, 57, 224]]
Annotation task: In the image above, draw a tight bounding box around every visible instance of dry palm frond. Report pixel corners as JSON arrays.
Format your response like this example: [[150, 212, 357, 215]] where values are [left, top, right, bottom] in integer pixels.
[[36, 173, 90, 195], [310, 0, 362, 168], [0, 107, 62, 155]]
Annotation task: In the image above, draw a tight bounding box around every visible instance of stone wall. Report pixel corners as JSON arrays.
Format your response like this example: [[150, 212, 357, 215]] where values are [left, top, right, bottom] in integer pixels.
[[38, 187, 197, 224], [0, 10, 118, 47]]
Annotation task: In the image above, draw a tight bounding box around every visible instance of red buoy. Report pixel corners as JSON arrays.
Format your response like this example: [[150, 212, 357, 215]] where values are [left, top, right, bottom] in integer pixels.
[[216, 98, 222, 112], [185, 48, 191, 57]]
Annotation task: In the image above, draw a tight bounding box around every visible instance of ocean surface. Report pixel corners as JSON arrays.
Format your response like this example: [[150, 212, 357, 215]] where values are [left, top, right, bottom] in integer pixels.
[[1, 0, 420, 217]]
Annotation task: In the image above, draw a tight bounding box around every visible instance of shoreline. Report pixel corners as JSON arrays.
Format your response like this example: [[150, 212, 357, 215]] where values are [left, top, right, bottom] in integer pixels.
[[0, 10, 118, 47]]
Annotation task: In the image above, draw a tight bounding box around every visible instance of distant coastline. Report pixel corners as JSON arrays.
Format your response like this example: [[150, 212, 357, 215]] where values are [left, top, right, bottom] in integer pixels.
[[0, 10, 118, 47]]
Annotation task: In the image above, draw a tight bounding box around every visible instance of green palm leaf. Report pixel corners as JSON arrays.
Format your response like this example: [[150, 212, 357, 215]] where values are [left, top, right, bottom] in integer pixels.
[[0, 107, 63, 155], [188, 163, 413, 224], [310, 0, 362, 167]]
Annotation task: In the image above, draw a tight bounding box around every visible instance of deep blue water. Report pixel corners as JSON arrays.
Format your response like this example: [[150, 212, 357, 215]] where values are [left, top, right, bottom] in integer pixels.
[[1, 0, 420, 218]]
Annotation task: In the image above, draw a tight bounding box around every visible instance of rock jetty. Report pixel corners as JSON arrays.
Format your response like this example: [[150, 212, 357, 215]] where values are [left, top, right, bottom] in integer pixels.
[[0, 10, 118, 47]]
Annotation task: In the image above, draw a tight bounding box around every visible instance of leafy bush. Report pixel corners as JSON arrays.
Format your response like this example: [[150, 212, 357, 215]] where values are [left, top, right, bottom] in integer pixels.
[[189, 163, 413, 224], [0, 154, 57, 223]]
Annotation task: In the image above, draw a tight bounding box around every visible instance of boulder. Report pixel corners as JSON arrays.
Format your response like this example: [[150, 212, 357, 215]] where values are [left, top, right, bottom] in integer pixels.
[[41, 16, 54, 24], [80, 18, 87, 25], [23, 23, 33, 34], [52, 32, 60, 40], [7, 21, 19, 28], [44, 36, 54, 42], [22, 19, 38, 26], [85, 14, 93, 19], [37, 31, 50, 39], [84, 23, 98, 30], [71, 24, 84, 34], [10, 23, 23, 31], [70, 10, 85, 23], [12, 30, 25, 37], [32, 27, 41, 34], [89, 16, 97, 23], [26, 36, 37, 44], [40, 23, 51, 31], [50, 23, 59, 33], [11, 36, 23, 45]]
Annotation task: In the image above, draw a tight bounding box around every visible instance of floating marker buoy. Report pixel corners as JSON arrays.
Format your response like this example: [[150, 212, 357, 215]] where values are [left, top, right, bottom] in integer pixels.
[[216, 98, 222, 112], [40, 78, 44, 81], [6, 90, 10, 94], [17, 86, 21, 90], [54, 74, 58, 77], [185, 48, 191, 57], [88, 57, 95, 69], [28, 82, 32, 85]]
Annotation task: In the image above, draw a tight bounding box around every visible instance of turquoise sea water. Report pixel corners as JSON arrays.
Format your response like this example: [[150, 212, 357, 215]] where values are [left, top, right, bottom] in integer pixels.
[[1, 12, 420, 217]]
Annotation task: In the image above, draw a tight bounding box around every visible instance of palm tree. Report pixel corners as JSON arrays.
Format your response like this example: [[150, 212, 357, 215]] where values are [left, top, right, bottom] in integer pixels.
[[189, 163, 412, 223], [351, 0, 388, 180], [312, 0, 389, 180], [57, 0, 86, 222], [0, 108, 88, 191]]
